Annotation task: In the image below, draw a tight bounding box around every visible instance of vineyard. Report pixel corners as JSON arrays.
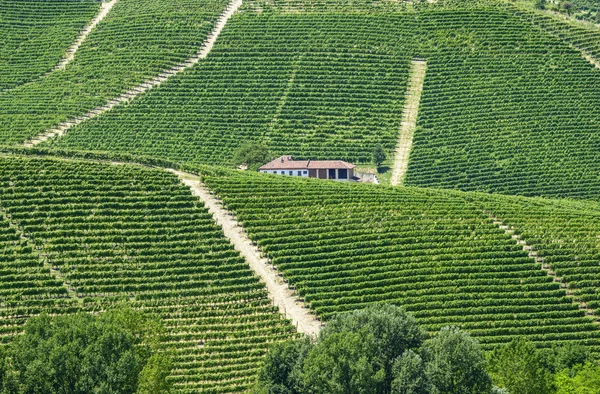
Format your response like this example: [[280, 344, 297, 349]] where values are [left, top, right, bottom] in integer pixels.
[[0, 0, 99, 92], [51, 13, 414, 165], [469, 193, 600, 323], [404, 9, 600, 200], [0, 0, 229, 145], [0, 156, 294, 393], [3, 0, 600, 390], [43, 5, 600, 201], [199, 167, 600, 352]]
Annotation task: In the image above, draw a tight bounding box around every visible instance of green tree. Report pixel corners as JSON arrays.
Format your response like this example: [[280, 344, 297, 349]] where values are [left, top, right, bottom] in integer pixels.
[[535, 0, 546, 9], [137, 354, 173, 394], [320, 304, 426, 394], [488, 338, 554, 394], [233, 143, 271, 171], [391, 350, 431, 394], [372, 144, 386, 168], [541, 342, 590, 374], [252, 337, 312, 394], [0, 306, 172, 394], [302, 330, 384, 394], [555, 362, 600, 394], [422, 327, 492, 394], [562, 2, 574, 16]]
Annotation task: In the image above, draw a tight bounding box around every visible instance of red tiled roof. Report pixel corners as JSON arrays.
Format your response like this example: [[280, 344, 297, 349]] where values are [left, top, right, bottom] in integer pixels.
[[259, 156, 356, 170]]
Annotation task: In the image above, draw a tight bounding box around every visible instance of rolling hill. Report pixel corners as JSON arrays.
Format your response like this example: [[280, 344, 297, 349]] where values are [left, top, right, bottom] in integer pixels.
[[2, 0, 600, 391]]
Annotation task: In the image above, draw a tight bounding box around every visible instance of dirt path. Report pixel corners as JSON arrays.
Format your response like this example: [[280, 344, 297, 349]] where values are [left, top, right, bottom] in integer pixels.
[[0, 208, 80, 301], [576, 47, 600, 69], [490, 214, 599, 322], [55, 0, 118, 72], [23, 0, 242, 148], [390, 59, 427, 186], [169, 169, 323, 336]]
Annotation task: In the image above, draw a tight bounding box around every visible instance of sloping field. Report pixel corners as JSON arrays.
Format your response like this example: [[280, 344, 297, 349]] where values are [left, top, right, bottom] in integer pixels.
[[469, 193, 600, 321], [0, 156, 293, 393], [0, 0, 99, 92], [0, 0, 229, 145], [51, 14, 414, 165], [199, 168, 600, 352], [404, 10, 600, 200], [44, 5, 600, 202]]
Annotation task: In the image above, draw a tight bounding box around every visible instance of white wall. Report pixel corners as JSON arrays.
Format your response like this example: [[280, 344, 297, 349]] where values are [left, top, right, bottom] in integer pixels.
[[260, 170, 309, 177]]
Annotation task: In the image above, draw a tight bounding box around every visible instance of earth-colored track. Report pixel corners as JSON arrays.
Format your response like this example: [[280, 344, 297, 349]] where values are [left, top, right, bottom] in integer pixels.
[[390, 59, 427, 186], [55, 0, 118, 72], [23, 0, 242, 147], [169, 169, 323, 336]]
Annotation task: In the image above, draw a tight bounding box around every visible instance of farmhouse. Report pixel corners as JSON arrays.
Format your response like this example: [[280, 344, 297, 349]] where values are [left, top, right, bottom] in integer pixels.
[[259, 156, 356, 181]]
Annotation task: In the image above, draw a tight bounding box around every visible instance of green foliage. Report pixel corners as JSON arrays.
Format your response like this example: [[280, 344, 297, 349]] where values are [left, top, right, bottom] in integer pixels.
[[422, 327, 492, 394], [0, 307, 171, 394], [233, 143, 271, 171], [254, 337, 312, 394], [391, 350, 430, 394], [137, 354, 174, 394], [321, 304, 426, 393], [535, 0, 546, 9], [541, 342, 590, 374], [555, 362, 600, 394], [254, 305, 492, 394], [562, 2, 575, 15], [372, 145, 387, 169], [302, 330, 385, 394], [0, 156, 294, 393], [488, 338, 554, 394]]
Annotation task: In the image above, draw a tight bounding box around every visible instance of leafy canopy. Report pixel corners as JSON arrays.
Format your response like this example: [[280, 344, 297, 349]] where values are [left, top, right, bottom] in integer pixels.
[[0, 306, 172, 394], [253, 304, 493, 394]]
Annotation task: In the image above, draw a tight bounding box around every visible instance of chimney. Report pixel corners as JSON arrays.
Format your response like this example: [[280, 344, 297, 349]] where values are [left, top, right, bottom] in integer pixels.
[[280, 157, 284, 163]]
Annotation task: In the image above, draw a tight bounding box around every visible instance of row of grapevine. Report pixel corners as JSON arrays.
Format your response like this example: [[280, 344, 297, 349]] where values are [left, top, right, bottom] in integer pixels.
[[50, 7, 600, 202], [0, 0, 230, 145], [51, 13, 414, 165], [467, 192, 600, 322], [238, 0, 500, 14], [404, 9, 600, 201], [0, 156, 295, 393], [509, 4, 600, 59], [199, 167, 600, 352], [0, 0, 99, 92]]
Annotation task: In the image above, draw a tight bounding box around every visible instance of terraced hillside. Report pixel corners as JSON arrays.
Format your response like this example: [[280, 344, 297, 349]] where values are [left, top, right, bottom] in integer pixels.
[[0, 156, 293, 393], [51, 14, 414, 165], [0, 0, 230, 145], [43, 4, 600, 202], [3, 0, 600, 390], [470, 193, 600, 321], [402, 9, 600, 200], [0, 0, 100, 92], [199, 168, 600, 352]]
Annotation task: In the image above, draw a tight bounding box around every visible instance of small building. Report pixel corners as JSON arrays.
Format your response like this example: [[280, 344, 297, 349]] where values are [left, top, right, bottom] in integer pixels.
[[259, 156, 356, 181]]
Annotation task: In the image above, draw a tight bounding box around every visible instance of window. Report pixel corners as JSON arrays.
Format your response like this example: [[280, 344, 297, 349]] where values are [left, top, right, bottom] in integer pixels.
[[281, 171, 285, 175], [297, 171, 302, 176], [338, 169, 348, 179], [289, 171, 293, 176], [328, 169, 336, 179], [303, 171, 308, 174]]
